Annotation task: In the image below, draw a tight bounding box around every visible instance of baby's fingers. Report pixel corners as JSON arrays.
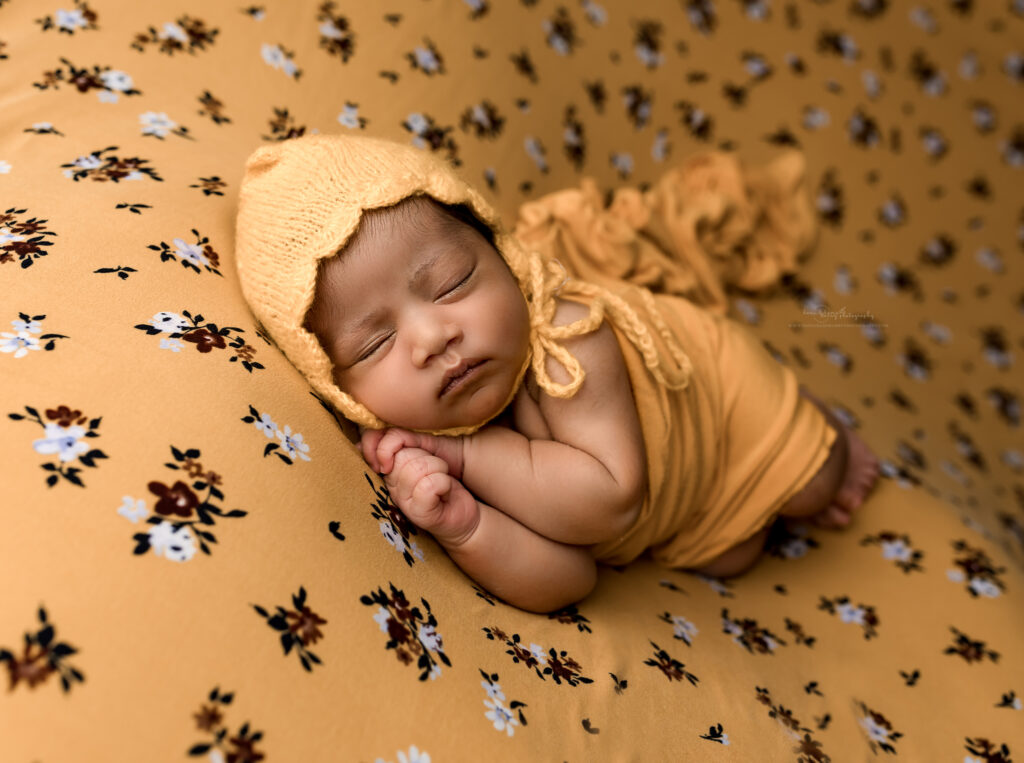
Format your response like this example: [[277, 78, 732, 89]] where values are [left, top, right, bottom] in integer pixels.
[[374, 428, 424, 474], [359, 429, 386, 472]]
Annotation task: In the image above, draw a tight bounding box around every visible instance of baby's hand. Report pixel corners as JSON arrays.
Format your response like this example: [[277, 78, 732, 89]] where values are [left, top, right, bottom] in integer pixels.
[[384, 447, 479, 546], [361, 427, 465, 480]]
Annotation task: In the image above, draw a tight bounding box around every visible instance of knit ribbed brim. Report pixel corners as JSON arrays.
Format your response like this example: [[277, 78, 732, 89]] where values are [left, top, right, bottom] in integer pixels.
[[234, 134, 533, 433]]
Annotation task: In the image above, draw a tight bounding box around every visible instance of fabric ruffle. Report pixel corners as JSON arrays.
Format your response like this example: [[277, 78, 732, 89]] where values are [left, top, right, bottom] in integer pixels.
[[513, 150, 817, 315]]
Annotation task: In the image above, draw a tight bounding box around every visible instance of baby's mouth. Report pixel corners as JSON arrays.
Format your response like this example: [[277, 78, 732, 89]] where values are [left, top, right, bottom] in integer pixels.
[[439, 359, 485, 398]]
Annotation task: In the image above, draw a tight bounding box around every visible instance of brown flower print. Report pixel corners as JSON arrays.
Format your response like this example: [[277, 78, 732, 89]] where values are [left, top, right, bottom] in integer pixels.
[[149, 480, 199, 518], [483, 626, 593, 686], [1, 207, 58, 269], [130, 16, 219, 55], [722, 609, 787, 654], [949, 539, 1007, 598], [190, 177, 227, 197], [131, 446, 248, 559], [61, 147, 162, 183], [754, 687, 831, 762], [317, 1, 356, 62], [136, 310, 264, 373], [363, 583, 450, 681], [945, 626, 1000, 664], [187, 687, 265, 762], [263, 107, 307, 142], [365, 474, 423, 566], [253, 587, 326, 672], [198, 91, 231, 125], [644, 641, 699, 686], [964, 737, 1012, 763], [46, 405, 86, 427], [286, 605, 327, 647], [193, 703, 223, 732], [0, 606, 85, 693], [183, 329, 227, 353]]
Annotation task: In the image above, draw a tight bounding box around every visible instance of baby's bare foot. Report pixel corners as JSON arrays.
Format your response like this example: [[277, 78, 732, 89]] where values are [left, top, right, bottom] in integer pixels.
[[812, 427, 880, 529]]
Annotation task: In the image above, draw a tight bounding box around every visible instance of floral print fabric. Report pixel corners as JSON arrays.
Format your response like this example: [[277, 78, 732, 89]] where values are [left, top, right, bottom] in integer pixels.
[[1, 0, 1022, 760]]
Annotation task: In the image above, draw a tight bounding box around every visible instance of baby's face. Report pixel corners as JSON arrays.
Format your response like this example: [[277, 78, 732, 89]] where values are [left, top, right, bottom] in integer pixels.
[[307, 198, 530, 431]]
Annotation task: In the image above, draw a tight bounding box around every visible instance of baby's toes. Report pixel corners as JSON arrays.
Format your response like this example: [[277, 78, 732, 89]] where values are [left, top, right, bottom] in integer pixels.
[[813, 504, 850, 529]]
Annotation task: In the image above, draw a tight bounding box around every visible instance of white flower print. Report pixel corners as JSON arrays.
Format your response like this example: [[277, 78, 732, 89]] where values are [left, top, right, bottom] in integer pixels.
[[405, 112, 428, 136], [149, 311, 189, 333], [118, 496, 148, 523], [399, 746, 430, 763], [880, 538, 912, 562], [56, 8, 88, 31], [652, 130, 670, 161], [261, 43, 285, 67], [524, 136, 548, 172], [582, 0, 607, 25], [100, 70, 134, 92], [0, 227, 25, 245], [159, 21, 188, 42], [33, 423, 88, 462], [173, 237, 210, 267], [140, 111, 177, 138], [97, 90, 119, 104], [670, 615, 698, 645], [33, 122, 54, 131], [374, 747, 431, 763], [261, 43, 298, 77], [859, 714, 890, 744], [373, 606, 391, 633], [481, 679, 505, 702], [947, 568, 966, 583], [968, 577, 1001, 598], [337, 103, 362, 129], [208, 750, 225, 763], [148, 521, 197, 562], [529, 643, 547, 665], [837, 601, 866, 625], [611, 151, 634, 177], [781, 537, 810, 558], [417, 624, 443, 653], [72, 154, 103, 171], [11, 318, 41, 334], [275, 425, 312, 461], [379, 521, 425, 560], [253, 412, 277, 438], [484, 698, 519, 736], [159, 338, 184, 352], [412, 46, 440, 73], [1, 331, 41, 358], [0, 160, 11, 174], [380, 520, 405, 552], [319, 20, 343, 39]]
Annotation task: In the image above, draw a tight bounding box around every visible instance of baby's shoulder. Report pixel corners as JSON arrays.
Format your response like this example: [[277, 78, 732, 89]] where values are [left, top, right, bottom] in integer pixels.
[[551, 296, 591, 327]]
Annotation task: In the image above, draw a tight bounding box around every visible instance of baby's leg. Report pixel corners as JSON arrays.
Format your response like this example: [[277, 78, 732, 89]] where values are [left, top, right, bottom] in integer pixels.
[[778, 388, 879, 528]]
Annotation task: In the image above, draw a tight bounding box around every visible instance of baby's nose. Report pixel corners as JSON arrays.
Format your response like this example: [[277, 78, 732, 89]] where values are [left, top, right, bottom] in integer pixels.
[[411, 319, 461, 366]]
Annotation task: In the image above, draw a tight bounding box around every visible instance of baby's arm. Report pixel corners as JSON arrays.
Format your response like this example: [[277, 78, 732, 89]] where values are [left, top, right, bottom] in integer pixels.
[[384, 446, 597, 613], [366, 300, 647, 546]]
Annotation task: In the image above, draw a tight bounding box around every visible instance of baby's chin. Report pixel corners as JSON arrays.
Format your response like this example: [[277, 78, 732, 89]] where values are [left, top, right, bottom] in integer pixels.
[[383, 382, 515, 433]]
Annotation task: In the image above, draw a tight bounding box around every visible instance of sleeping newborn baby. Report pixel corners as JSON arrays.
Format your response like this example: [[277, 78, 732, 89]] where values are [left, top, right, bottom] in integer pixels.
[[236, 135, 879, 613]]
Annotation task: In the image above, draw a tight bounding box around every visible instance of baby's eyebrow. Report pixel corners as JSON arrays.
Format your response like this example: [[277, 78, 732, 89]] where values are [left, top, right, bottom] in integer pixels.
[[407, 249, 446, 290]]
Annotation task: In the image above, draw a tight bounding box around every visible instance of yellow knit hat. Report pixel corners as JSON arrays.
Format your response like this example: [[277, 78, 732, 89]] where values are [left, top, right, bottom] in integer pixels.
[[235, 134, 690, 435]]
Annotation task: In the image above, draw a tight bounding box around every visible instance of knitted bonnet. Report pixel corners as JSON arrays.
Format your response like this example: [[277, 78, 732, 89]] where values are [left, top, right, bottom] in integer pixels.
[[235, 133, 691, 435]]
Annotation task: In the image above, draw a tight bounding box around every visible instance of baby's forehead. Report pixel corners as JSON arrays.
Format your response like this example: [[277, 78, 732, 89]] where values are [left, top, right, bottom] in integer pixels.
[[350, 195, 459, 249]]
